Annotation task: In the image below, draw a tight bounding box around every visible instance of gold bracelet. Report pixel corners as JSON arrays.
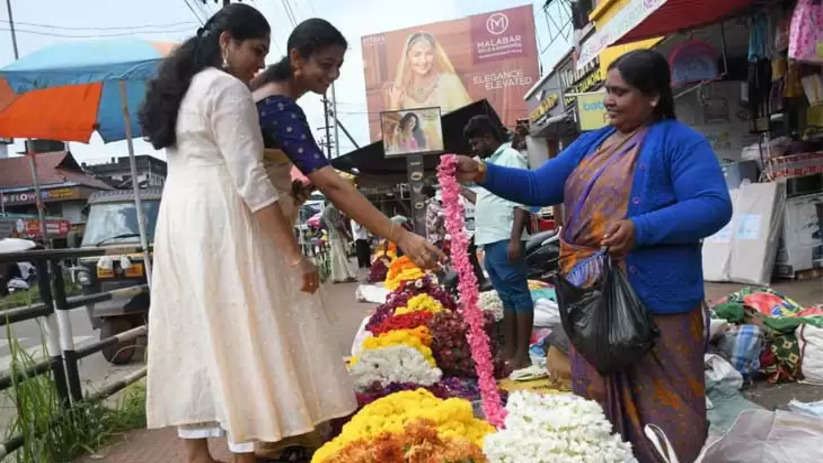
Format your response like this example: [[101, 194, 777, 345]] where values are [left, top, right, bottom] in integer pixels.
[[476, 159, 487, 181]]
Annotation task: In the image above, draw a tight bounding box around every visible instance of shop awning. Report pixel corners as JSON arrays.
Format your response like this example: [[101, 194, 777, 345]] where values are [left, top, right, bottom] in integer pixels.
[[578, 0, 755, 70]]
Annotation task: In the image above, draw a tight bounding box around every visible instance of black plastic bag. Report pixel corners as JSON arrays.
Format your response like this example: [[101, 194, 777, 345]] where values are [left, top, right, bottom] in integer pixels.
[[553, 255, 659, 375]]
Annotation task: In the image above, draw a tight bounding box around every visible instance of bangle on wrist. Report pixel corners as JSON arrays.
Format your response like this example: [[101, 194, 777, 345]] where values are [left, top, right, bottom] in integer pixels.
[[476, 159, 488, 182]]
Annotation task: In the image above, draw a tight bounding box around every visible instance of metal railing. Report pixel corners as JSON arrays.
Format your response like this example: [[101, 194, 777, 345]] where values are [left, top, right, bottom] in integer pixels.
[[0, 246, 150, 458]]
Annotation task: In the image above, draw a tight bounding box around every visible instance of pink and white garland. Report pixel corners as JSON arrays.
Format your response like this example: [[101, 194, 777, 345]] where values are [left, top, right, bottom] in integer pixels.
[[437, 155, 507, 428]]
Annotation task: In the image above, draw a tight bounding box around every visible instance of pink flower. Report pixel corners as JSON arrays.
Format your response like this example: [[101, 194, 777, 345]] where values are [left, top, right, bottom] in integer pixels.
[[437, 155, 507, 428]]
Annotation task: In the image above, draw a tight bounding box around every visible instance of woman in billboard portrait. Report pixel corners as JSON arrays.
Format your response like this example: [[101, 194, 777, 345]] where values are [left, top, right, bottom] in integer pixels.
[[393, 112, 427, 152], [387, 31, 472, 114]]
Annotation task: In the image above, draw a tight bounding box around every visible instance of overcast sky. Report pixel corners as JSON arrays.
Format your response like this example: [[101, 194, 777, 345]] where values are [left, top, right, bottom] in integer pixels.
[[1, 0, 572, 164]]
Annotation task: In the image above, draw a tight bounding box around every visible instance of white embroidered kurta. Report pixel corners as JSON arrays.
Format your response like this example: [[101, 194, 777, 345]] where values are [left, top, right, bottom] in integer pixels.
[[146, 68, 356, 445]]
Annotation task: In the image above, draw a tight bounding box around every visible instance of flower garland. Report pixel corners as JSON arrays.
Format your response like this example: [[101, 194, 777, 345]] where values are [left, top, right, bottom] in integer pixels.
[[369, 311, 434, 336], [311, 389, 495, 463], [348, 345, 443, 392], [484, 391, 637, 463], [438, 155, 506, 428]]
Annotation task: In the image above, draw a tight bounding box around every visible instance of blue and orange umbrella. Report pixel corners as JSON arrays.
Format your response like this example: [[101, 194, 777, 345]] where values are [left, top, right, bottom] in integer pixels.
[[0, 38, 175, 142], [0, 38, 179, 281]]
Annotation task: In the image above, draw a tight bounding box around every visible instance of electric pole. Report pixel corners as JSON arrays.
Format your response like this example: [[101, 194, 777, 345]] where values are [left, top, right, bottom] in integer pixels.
[[332, 82, 340, 158], [5, 0, 18, 59], [5, 0, 48, 245], [322, 94, 332, 159]]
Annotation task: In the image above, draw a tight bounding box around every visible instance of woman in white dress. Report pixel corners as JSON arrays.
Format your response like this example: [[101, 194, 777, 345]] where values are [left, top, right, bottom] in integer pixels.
[[138, 5, 387, 463]]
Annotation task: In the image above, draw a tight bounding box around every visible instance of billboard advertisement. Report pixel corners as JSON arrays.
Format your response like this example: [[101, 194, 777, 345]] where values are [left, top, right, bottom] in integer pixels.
[[361, 5, 539, 142]]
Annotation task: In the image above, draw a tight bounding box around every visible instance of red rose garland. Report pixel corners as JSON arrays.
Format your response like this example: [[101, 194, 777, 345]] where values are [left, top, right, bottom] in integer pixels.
[[436, 154, 506, 428]]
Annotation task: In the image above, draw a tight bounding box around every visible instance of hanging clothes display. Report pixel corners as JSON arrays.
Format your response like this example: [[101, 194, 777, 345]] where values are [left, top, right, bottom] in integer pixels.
[[748, 10, 773, 133], [788, 0, 823, 64]]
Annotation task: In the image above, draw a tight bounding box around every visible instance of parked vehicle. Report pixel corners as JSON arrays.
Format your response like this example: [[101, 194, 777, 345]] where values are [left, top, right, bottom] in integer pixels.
[[74, 189, 160, 364]]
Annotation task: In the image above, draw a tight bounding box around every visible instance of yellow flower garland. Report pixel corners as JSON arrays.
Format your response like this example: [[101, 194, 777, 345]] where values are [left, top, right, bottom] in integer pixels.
[[311, 389, 495, 463], [350, 327, 435, 366], [394, 293, 445, 316]]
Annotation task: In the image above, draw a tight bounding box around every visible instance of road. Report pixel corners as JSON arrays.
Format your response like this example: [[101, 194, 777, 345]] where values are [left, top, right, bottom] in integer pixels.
[[0, 304, 146, 433]]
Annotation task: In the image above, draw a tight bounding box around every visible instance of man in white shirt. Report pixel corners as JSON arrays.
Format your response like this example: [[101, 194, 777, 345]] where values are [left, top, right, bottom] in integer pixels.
[[351, 219, 371, 270]]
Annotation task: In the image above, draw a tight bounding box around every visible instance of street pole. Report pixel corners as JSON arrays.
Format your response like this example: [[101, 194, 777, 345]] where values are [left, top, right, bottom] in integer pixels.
[[5, 0, 19, 60], [322, 93, 332, 159], [332, 82, 340, 158], [28, 153, 49, 247]]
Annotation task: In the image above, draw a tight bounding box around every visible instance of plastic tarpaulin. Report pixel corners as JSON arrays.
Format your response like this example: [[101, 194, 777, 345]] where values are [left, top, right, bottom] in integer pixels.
[[697, 410, 823, 462]]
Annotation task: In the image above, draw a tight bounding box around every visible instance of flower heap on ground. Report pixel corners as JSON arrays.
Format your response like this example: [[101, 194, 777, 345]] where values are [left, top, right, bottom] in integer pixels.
[[484, 391, 638, 463], [311, 389, 494, 463], [368, 240, 398, 283], [438, 154, 507, 428], [384, 256, 426, 290]]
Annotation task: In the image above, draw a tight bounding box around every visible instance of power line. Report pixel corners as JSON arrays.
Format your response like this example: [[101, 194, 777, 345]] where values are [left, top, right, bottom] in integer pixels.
[[0, 19, 197, 31], [0, 26, 195, 39], [183, 0, 206, 25], [280, 0, 297, 27]]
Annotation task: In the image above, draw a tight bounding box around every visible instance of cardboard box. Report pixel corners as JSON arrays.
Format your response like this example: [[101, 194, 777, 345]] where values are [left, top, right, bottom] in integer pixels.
[[775, 192, 823, 278], [703, 182, 786, 285]]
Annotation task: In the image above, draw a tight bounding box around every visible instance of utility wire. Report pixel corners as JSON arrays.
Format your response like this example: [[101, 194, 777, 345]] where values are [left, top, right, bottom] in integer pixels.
[[0, 19, 197, 31], [0, 26, 196, 39], [183, 0, 206, 25]]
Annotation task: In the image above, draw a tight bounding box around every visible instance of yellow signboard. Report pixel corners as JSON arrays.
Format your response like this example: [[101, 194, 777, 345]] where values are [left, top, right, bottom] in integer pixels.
[[528, 93, 559, 123], [577, 92, 609, 131]]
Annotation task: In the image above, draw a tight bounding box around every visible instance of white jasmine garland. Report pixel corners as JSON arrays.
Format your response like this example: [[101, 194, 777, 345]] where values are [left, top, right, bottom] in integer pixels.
[[484, 391, 637, 463], [479, 290, 505, 322], [348, 345, 443, 392]]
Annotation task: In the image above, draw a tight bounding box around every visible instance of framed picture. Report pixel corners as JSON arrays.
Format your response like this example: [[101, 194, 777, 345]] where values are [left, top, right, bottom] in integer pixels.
[[380, 107, 444, 157]]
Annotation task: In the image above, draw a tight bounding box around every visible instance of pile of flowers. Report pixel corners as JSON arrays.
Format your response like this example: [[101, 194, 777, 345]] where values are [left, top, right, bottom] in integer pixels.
[[355, 376, 482, 407], [348, 345, 442, 391], [312, 389, 494, 463], [349, 326, 442, 391], [368, 241, 397, 283], [480, 290, 505, 322], [427, 310, 498, 378], [366, 276, 456, 332], [484, 391, 637, 463], [385, 256, 426, 290]]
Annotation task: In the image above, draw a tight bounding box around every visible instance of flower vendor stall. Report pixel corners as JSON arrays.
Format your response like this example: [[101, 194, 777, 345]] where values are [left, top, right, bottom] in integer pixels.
[[321, 155, 639, 463]]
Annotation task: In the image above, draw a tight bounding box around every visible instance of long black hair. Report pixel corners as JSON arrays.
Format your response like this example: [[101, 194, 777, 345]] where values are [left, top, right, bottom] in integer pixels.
[[608, 49, 676, 120], [139, 4, 270, 149], [253, 18, 347, 87], [399, 113, 426, 148]]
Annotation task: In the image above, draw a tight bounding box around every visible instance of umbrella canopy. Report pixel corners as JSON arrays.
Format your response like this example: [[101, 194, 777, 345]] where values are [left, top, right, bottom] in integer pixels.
[[0, 38, 175, 142]]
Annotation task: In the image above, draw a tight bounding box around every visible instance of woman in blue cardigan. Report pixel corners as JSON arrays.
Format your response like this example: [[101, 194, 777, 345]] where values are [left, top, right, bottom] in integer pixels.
[[455, 50, 732, 462]]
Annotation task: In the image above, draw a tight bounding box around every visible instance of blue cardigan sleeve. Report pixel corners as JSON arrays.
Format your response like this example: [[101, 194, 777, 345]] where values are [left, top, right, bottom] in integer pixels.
[[631, 138, 732, 246], [481, 136, 587, 207]]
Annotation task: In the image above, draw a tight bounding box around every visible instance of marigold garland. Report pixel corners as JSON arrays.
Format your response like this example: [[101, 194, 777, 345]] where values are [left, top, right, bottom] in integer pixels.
[[437, 154, 507, 428]]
